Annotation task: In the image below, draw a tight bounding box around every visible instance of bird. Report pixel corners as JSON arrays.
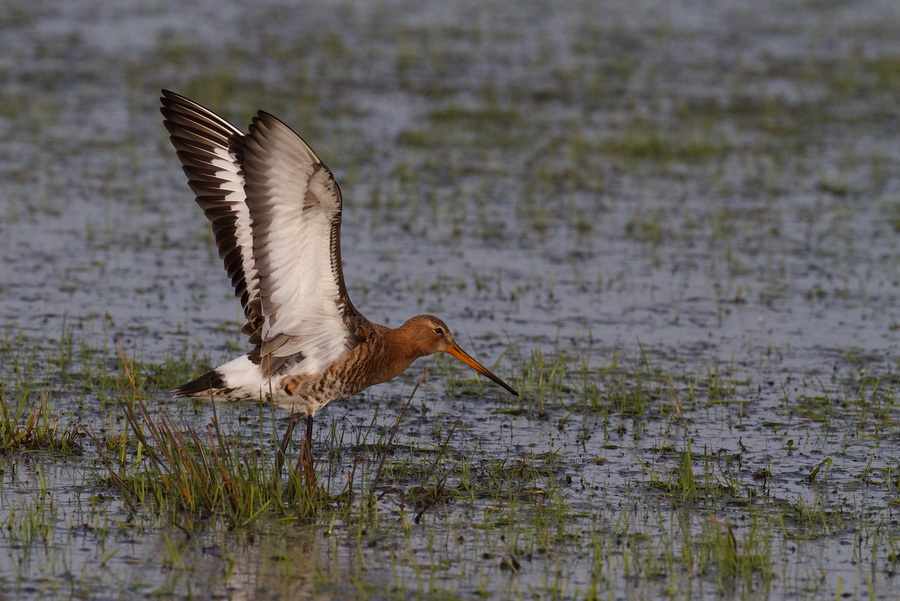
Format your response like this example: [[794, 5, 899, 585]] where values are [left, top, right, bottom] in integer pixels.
[[159, 90, 518, 479]]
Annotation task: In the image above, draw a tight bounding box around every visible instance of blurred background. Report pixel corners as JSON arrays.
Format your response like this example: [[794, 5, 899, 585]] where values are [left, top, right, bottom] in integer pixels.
[[1, 0, 896, 375]]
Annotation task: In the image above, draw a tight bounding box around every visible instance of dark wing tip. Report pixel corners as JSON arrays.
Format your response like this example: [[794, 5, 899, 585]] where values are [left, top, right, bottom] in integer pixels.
[[171, 369, 227, 397], [160, 89, 185, 112]]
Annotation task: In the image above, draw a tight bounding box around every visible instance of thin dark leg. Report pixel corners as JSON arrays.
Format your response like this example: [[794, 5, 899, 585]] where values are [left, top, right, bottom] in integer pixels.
[[301, 415, 316, 488], [274, 413, 298, 478]]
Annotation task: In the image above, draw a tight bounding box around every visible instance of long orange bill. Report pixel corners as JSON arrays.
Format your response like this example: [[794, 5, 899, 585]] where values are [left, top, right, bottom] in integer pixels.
[[445, 342, 518, 397]]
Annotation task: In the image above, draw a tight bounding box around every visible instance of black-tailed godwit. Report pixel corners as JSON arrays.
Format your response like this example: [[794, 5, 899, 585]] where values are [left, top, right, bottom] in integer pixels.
[[159, 90, 517, 476]]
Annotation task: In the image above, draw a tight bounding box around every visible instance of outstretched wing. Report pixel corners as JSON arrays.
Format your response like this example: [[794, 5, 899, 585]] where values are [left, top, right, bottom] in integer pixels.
[[241, 110, 362, 373], [161, 91, 364, 376], [160, 90, 263, 341]]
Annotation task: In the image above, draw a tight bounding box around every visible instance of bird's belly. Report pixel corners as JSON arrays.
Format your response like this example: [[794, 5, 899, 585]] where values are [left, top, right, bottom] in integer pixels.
[[268, 371, 361, 416], [213, 351, 378, 415]]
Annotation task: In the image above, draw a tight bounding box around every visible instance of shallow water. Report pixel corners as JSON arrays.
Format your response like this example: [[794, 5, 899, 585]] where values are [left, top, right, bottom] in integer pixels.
[[0, 0, 898, 599]]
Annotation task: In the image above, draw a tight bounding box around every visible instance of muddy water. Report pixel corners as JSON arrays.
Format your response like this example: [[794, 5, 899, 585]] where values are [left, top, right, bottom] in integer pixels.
[[1, 0, 898, 599]]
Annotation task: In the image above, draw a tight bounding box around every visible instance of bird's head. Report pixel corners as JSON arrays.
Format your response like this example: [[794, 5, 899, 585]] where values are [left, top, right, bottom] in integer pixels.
[[400, 315, 518, 396]]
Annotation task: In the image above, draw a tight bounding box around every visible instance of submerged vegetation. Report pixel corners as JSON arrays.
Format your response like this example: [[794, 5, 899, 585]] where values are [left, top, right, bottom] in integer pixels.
[[0, 326, 896, 599]]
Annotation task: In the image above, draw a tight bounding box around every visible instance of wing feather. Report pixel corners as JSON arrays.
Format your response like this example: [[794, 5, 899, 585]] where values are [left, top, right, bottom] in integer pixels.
[[161, 91, 363, 376], [160, 91, 263, 341], [243, 112, 361, 373]]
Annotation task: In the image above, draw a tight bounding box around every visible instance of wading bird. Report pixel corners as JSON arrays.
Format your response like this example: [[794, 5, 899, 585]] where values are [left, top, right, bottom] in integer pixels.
[[160, 91, 518, 479]]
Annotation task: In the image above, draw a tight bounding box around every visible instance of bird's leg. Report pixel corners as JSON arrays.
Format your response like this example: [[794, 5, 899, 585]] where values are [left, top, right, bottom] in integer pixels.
[[274, 412, 298, 479], [300, 414, 316, 488]]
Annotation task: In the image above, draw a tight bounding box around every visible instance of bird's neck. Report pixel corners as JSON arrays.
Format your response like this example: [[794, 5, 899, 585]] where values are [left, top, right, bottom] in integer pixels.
[[371, 323, 427, 383]]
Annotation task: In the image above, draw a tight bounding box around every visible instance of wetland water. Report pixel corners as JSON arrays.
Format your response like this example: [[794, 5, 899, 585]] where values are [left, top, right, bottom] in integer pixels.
[[1, 0, 898, 599]]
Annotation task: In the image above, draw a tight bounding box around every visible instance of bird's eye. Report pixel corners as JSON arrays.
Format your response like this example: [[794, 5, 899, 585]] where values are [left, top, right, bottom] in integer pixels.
[[433, 327, 444, 335]]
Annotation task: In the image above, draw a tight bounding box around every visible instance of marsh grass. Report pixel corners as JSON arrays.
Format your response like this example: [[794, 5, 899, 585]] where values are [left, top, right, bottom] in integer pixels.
[[0, 324, 900, 598], [88, 343, 574, 543], [108, 395, 333, 522], [0, 386, 83, 454], [637, 438, 748, 507], [512, 345, 711, 419], [701, 516, 774, 594], [72, 337, 212, 406], [0, 329, 896, 600], [97, 349, 449, 525]]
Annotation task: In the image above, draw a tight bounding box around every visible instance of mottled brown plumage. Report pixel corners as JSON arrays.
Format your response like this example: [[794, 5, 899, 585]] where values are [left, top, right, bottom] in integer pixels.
[[279, 315, 517, 414]]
